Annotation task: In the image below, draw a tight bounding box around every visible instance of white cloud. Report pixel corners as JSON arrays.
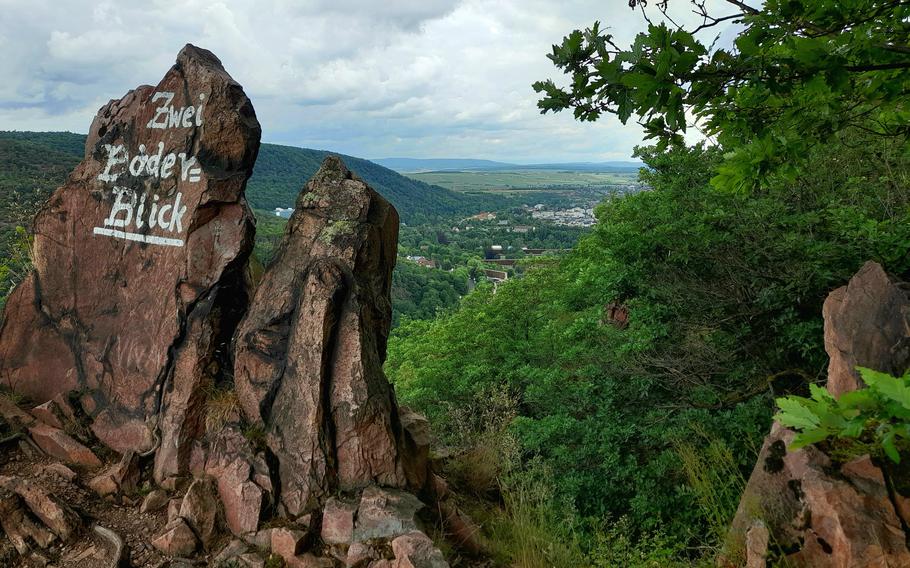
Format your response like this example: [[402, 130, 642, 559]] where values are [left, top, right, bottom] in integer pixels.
[[0, 0, 735, 161]]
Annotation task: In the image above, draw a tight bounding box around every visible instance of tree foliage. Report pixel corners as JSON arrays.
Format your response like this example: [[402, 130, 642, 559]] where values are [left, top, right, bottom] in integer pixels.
[[392, 260, 470, 326], [533, 0, 910, 192], [387, 139, 910, 548]]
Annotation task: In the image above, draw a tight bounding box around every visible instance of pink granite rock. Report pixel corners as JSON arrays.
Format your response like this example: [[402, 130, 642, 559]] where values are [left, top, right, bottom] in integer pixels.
[[28, 423, 101, 468], [0, 44, 260, 459]]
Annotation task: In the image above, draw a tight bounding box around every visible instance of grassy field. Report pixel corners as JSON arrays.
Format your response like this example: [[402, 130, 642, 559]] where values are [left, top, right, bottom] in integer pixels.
[[404, 170, 639, 192]]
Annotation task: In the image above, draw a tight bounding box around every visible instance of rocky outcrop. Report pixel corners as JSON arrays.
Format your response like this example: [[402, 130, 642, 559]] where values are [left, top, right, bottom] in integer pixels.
[[0, 45, 473, 568], [320, 485, 424, 549], [203, 424, 273, 535], [0, 473, 86, 565], [724, 261, 910, 567], [354, 485, 424, 542], [0, 489, 57, 555], [727, 424, 910, 567], [823, 261, 910, 397], [0, 44, 260, 459], [233, 156, 413, 517]]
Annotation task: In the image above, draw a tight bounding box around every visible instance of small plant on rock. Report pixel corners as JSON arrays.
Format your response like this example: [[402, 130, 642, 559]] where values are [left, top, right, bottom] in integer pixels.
[[775, 368, 910, 463], [205, 385, 241, 434]]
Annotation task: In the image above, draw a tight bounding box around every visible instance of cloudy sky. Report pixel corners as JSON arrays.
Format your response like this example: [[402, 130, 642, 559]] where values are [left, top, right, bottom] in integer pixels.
[[0, 0, 736, 163]]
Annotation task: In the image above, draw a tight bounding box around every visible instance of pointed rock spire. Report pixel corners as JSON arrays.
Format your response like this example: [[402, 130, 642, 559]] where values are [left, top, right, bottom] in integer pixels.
[[0, 44, 260, 457], [233, 156, 423, 517]]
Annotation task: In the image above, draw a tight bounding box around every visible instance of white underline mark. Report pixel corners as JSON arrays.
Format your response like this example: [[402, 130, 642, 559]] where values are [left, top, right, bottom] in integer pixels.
[[92, 227, 184, 247]]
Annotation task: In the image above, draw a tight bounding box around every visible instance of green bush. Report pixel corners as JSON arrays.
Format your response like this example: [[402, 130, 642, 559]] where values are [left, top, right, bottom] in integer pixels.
[[585, 517, 690, 568], [386, 138, 910, 554]]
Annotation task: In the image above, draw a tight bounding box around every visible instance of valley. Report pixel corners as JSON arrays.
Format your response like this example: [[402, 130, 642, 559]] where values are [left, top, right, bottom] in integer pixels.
[[403, 169, 639, 194], [0, 131, 614, 326]]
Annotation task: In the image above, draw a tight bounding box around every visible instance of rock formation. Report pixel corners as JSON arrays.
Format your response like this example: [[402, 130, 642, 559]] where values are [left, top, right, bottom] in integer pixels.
[[724, 261, 910, 567], [0, 45, 475, 568], [823, 261, 910, 397], [0, 44, 260, 460], [233, 156, 422, 517]]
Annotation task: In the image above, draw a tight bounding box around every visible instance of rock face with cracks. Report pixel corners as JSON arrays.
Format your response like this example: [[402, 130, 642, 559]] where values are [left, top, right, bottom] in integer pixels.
[[724, 261, 910, 568], [823, 261, 910, 397], [0, 44, 260, 461], [233, 156, 419, 517], [0, 45, 470, 567]]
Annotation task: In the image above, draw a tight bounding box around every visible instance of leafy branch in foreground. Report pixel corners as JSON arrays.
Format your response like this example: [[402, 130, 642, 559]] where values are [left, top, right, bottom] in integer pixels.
[[534, 0, 910, 192], [775, 367, 910, 463]]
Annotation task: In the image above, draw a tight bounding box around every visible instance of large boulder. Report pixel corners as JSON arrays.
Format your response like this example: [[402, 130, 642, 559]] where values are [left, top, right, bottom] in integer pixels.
[[354, 486, 424, 543], [823, 261, 910, 397], [725, 424, 910, 567], [204, 425, 273, 535], [0, 44, 260, 459], [233, 157, 419, 517], [724, 262, 910, 567], [390, 531, 449, 568]]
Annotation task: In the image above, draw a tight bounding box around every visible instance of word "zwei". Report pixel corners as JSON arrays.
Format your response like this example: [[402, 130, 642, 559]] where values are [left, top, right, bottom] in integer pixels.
[[146, 91, 205, 130]]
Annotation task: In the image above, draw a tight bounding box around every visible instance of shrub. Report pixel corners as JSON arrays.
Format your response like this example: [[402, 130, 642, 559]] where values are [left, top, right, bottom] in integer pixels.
[[775, 368, 910, 463], [387, 139, 910, 553], [585, 517, 690, 568], [205, 385, 242, 434], [484, 462, 586, 568]]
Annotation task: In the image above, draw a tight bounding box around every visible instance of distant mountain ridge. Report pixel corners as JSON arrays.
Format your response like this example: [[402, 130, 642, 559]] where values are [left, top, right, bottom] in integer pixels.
[[249, 145, 504, 221], [373, 156, 643, 173], [0, 131, 500, 223], [372, 158, 516, 172]]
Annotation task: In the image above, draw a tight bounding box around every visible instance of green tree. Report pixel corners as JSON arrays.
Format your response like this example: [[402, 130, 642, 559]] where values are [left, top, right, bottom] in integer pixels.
[[533, 0, 910, 192], [387, 139, 910, 552]]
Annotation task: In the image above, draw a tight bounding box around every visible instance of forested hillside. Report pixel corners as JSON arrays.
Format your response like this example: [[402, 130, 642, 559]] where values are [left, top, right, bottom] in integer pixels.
[[387, 138, 910, 566], [0, 132, 82, 222], [0, 131, 510, 322], [0, 131, 501, 313], [248, 143, 504, 221], [0, 131, 499, 223], [0, 133, 84, 310], [385, 1, 910, 565]]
